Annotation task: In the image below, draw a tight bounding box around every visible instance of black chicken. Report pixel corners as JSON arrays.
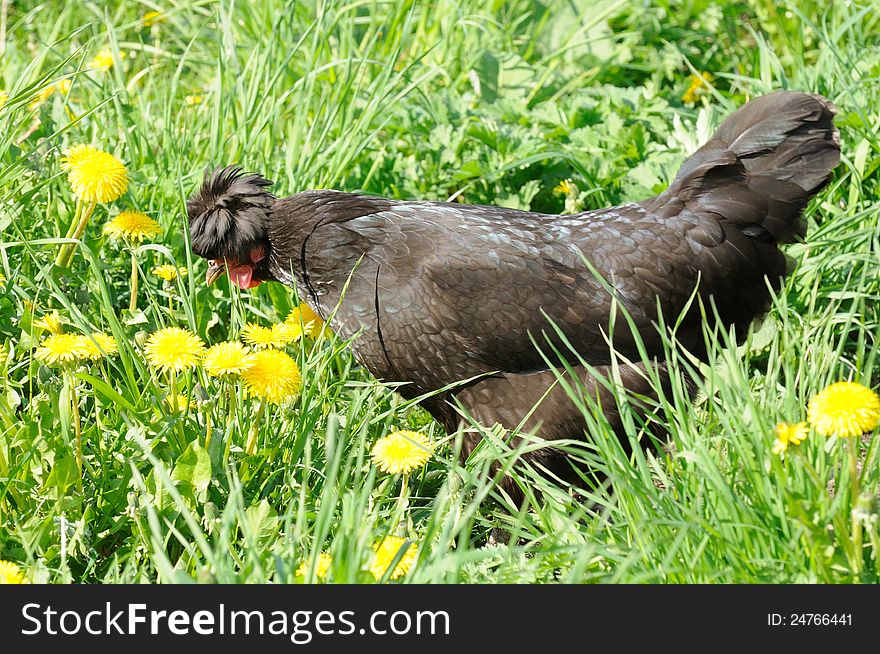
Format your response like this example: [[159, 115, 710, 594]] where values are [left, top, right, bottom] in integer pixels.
[[187, 91, 839, 496]]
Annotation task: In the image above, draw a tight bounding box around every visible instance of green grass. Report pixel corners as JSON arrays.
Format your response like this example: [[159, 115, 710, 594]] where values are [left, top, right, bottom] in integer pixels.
[[1, 0, 879, 583]]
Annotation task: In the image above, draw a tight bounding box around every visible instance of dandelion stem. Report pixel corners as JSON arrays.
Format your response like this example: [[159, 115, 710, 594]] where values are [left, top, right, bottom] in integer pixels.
[[63, 197, 83, 240], [54, 198, 82, 267], [393, 474, 410, 534], [57, 200, 97, 268], [128, 248, 139, 313], [246, 401, 265, 455], [848, 438, 862, 577], [169, 372, 179, 412], [169, 371, 186, 451], [66, 368, 82, 475], [222, 383, 234, 470], [94, 396, 102, 442], [204, 405, 213, 451], [69, 200, 98, 245]]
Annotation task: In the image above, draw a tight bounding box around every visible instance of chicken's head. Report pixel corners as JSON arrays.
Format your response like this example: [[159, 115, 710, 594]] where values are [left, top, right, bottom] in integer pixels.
[[186, 166, 275, 289]]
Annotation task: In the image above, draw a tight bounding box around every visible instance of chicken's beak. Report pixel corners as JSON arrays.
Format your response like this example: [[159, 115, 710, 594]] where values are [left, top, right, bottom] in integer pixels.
[[206, 261, 225, 286]]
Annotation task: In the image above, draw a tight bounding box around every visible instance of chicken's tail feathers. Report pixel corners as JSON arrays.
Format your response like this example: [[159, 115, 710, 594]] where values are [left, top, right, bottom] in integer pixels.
[[650, 91, 840, 244]]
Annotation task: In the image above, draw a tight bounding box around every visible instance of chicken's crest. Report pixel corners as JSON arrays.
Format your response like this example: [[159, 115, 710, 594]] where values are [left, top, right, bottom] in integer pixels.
[[186, 166, 274, 263]]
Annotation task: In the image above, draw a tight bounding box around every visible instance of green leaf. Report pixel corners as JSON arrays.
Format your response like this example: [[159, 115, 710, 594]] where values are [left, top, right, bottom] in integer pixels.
[[267, 282, 293, 319], [171, 441, 212, 505], [123, 308, 149, 326], [472, 51, 499, 103], [76, 372, 139, 414], [44, 453, 80, 496], [244, 498, 279, 546]]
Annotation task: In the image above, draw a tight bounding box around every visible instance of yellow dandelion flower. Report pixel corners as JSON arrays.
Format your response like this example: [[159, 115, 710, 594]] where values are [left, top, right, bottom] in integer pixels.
[[241, 349, 302, 404], [164, 394, 194, 412], [271, 321, 301, 345], [89, 48, 118, 71], [808, 382, 880, 438], [553, 179, 576, 197], [103, 210, 161, 242], [81, 332, 118, 360], [144, 327, 205, 373], [29, 80, 71, 109], [203, 341, 252, 378], [371, 430, 433, 475], [771, 421, 808, 455], [286, 304, 324, 340], [683, 71, 714, 104], [34, 309, 64, 334], [241, 322, 286, 349], [0, 272, 6, 284], [60, 143, 93, 168], [61, 145, 128, 204], [0, 560, 29, 584], [296, 552, 333, 579], [370, 536, 416, 581], [0, 91, 8, 108], [35, 333, 90, 365], [185, 94, 203, 106], [28, 84, 56, 109], [152, 264, 187, 282], [274, 321, 303, 343], [143, 11, 165, 27]]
